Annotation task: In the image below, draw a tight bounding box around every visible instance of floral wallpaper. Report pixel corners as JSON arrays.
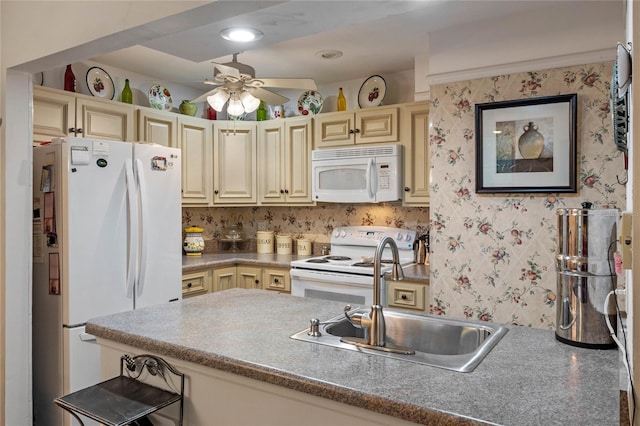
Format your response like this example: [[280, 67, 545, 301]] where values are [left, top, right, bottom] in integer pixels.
[[429, 61, 626, 330], [182, 204, 430, 253]]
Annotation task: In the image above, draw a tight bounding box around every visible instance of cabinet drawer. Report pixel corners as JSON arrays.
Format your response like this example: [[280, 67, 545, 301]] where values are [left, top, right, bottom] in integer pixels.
[[182, 271, 209, 298], [263, 268, 290, 293], [387, 281, 427, 311]]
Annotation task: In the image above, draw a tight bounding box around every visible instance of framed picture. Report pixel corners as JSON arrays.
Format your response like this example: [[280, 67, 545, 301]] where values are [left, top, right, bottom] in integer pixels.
[[475, 93, 578, 193]]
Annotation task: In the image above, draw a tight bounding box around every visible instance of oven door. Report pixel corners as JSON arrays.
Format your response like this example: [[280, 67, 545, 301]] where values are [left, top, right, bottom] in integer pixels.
[[290, 268, 383, 306]]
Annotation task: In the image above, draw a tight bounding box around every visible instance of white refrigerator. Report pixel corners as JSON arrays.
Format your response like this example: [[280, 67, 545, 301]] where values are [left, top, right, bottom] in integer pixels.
[[32, 137, 182, 425]]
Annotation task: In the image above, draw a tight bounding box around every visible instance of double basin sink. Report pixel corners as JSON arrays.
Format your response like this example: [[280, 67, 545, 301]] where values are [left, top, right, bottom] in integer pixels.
[[291, 307, 508, 372]]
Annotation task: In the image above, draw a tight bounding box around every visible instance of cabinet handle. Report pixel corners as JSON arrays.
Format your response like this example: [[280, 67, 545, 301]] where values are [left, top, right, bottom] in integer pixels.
[[404, 187, 410, 192], [187, 282, 193, 288], [214, 190, 219, 194]]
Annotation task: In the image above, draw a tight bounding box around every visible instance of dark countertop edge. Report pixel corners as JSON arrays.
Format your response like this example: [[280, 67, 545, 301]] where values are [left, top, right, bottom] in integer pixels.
[[182, 253, 430, 283], [87, 323, 480, 425]]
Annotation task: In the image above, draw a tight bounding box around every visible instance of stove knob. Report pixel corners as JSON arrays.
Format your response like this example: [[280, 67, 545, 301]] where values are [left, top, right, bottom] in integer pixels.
[[333, 230, 340, 238], [339, 230, 347, 238], [396, 232, 402, 240], [405, 234, 413, 241]]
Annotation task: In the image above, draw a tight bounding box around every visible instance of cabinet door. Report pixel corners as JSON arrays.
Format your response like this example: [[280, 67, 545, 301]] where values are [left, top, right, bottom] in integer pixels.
[[33, 87, 75, 143], [213, 122, 257, 204], [136, 108, 178, 147], [355, 106, 398, 145], [236, 266, 263, 290], [401, 103, 430, 206], [182, 269, 212, 298], [76, 97, 134, 141], [258, 121, 286, 204], [212, 266, 237, 292], [313, 112, 354, 148], [284, 117, 313, 204], [179, 116, 212, 206], [263, 268, 290, 293]]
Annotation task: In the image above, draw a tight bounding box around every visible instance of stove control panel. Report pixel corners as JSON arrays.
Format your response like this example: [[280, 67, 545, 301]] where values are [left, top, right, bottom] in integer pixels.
[[331, 226, 416, 250]]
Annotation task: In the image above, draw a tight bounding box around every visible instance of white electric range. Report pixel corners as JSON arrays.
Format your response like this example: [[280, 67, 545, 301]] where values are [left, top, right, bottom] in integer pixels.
[[290, 226, 416, 306]]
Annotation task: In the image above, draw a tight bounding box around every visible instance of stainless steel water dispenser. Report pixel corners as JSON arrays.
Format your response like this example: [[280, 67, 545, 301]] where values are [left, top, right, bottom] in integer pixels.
[[555, 203, 618, 348]]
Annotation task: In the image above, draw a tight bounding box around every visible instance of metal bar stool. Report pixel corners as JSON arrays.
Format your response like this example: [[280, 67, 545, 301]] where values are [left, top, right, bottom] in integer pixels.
[[54, 354, 185, 426]]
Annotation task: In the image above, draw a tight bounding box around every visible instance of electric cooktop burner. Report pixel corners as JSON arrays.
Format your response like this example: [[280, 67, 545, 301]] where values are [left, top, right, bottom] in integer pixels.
[[324, 256, 352, 261], [351, 259, 394, 268], [306, 258, 329, 263]]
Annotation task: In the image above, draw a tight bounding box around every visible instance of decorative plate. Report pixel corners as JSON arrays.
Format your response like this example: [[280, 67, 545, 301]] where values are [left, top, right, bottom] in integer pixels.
[[86, 67, 115, 100], [358, 75, 386, 108], [148, 84, 173, 111], [297, 90, 323, 116]]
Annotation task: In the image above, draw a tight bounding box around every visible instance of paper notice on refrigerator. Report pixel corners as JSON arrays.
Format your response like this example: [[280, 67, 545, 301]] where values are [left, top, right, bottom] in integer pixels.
[[33, 223, 43, 264], [49, 252, 60, 296]]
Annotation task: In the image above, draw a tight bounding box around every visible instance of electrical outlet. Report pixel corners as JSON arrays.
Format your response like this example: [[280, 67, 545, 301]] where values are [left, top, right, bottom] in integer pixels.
[[620, 212, 632, 269]]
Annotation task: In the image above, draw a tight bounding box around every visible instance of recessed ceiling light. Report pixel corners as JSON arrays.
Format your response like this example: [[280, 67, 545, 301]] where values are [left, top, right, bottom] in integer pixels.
[[220, 27, 264, 42], [316, 50, 343, 60]]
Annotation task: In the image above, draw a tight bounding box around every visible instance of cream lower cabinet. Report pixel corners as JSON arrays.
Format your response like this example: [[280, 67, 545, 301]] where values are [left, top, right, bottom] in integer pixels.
[[212, 266, 238, 292], [386, 280, 429, 313], [313, 106, 399, 148], [236, 266, 263, 290], [137, 107, 213, 206], [213, 122, 257, 205], [182, 269, 212, 299], [401, 102, 430, 206], [204, 265, 291, 294], [258, 117, 313, 205], [33, 86, 134, 143]]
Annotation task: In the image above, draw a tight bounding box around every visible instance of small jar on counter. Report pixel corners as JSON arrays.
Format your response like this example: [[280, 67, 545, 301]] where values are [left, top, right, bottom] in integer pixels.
[[183, 227, 205, 256]]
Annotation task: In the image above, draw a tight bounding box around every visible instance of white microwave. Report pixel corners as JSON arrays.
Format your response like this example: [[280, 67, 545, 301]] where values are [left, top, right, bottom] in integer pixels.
[[312, 144, 403, 203]]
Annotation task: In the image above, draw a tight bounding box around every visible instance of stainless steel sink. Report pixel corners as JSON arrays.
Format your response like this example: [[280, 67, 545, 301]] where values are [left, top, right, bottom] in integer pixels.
[[290, 308, 508, 372]]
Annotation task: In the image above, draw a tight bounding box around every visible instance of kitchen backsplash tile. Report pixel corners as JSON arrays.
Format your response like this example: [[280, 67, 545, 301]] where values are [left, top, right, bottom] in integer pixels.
[[183, 204, 430, 252], [430, 61, 625, 330]]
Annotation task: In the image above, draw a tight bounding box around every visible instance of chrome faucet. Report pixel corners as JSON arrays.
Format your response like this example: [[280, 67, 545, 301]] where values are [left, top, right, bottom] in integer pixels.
[[341, 237, 414, 355]]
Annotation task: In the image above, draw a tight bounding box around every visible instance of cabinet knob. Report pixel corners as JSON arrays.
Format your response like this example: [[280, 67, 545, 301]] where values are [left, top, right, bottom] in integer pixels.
[[187, 282, 193, 288], [214, 190, 219, 194], [401, 294, 408, 300], [274, 278, 279, 283], [76, 128, 83, 134], [353, 128, 360, 134], [280, 189, 285, 194], [404, 187, 410, 192], [284, 189, 289, 194], [255, 279, 260, 285], [349, 129, 355, 134], [68, 127, 75, 133]]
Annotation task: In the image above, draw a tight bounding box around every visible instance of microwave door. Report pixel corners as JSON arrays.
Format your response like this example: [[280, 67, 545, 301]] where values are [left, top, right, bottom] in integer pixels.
[[313, 159, 375, 203]]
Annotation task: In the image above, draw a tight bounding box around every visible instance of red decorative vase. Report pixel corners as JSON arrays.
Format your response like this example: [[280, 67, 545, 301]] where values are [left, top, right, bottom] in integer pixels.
[[64, 65, 76, 92]]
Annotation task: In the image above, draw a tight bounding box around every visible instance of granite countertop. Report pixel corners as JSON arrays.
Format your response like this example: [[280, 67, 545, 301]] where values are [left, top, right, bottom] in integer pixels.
[[87, 289, 618, 426], [182, 253, 430, 283]]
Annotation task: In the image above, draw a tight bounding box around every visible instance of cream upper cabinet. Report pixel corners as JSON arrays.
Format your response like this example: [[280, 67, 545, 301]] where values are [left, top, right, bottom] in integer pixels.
[[136, 108, 212, 206], [401, 102, 430, 206], [213, 122, 257, 205], [258, 116, 313, 205], [313, 106, 399, 148], [33, 86, 134, 143], [136, 108, 178, 147]]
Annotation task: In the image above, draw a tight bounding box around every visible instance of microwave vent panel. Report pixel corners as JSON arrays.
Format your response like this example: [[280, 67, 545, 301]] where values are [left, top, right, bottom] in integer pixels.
[[312, 144, 401, 160]]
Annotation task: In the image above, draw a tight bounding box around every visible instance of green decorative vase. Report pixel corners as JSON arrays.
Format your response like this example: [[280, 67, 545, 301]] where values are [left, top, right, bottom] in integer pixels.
[[179, 100, 197, 116]]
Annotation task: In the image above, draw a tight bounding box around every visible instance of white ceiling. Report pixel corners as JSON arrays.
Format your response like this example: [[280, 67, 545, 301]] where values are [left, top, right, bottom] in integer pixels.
[[89, 0, 618, 94]]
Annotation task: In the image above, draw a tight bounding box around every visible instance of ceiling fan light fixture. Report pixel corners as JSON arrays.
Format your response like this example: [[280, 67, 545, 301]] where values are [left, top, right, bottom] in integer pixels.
[[240, 91, 260, 113], [227, 97, 245, 116], [220, 27, 264, 42], [207, 90, 230, 112]]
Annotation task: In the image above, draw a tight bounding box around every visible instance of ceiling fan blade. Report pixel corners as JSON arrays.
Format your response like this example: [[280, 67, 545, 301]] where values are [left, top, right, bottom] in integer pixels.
[[191, 87, 222, 104], [258, 78, 317, 90], [251, 88, 289, 106], [213, 62, 241, 79]]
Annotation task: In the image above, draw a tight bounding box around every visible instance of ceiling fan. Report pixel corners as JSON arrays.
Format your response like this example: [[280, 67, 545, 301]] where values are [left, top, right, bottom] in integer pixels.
[[191, 53, 317, 114]]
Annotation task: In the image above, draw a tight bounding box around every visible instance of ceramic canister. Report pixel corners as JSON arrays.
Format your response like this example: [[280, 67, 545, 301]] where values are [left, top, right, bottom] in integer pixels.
[[183, 226, 205, 256], [276, 234, 293, 255], [256, 231, 274, 254], [296, 239, 312, 256]]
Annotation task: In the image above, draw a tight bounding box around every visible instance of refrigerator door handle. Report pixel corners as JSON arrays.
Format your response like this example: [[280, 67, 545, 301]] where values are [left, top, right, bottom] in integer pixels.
[[79, 332, 97, 342], [135, 158, 149, 299], [125, 158, 138, 299]]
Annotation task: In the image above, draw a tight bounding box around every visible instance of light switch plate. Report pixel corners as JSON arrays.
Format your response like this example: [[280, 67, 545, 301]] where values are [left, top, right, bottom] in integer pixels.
[[620, 212, 632, 269]]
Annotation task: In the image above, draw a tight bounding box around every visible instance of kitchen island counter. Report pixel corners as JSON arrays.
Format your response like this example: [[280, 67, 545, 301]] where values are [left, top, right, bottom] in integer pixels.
[[87, 289, 617, 425]]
